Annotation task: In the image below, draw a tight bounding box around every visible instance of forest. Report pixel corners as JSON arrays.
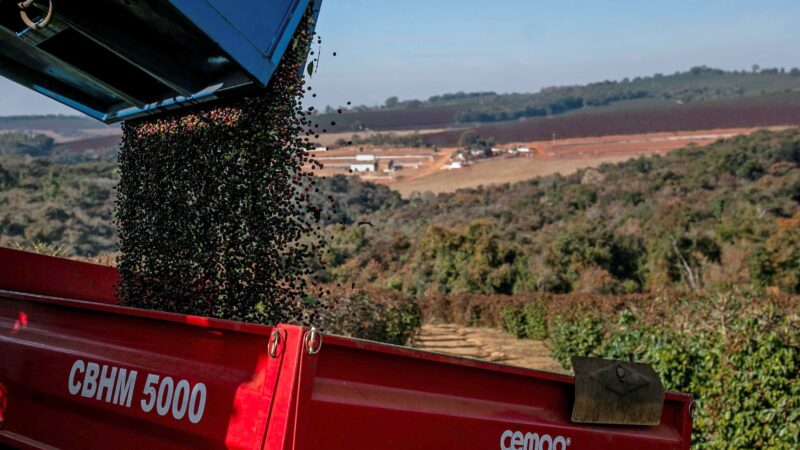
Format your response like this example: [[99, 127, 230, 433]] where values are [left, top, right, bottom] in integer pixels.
[[0, 154, 399, 256], [449, 66, 793, 123]]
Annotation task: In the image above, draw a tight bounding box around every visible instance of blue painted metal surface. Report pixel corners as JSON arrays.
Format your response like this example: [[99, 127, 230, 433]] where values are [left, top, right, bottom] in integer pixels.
[[0, 0, 323, 123]]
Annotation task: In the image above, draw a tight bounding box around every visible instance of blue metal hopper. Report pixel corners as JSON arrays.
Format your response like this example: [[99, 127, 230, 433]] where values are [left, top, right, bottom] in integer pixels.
[[0, 0, 322, 123]]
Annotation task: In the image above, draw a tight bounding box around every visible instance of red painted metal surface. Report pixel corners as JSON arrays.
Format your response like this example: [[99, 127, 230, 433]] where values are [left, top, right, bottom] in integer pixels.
[[0, 248, 117, 304], [0, 292, 293, 449], [0, 250, 693, 449], [301, 337, 692, 450]]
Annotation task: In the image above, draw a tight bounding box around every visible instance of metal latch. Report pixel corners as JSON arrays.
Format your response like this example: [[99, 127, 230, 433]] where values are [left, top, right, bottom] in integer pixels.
[[571, 357, 665, 426]]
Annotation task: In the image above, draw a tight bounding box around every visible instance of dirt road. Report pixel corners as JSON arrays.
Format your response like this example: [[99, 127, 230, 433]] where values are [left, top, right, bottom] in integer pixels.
[[414, 323, 565, 373]]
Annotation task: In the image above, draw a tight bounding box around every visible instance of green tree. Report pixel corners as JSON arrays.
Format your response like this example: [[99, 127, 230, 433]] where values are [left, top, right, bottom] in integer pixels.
[[0, 163, 15, 190], [458, 130, 495, 151], [415, 221, 518, 295], [43, 169, 61, 200], [749, 214, 800, 293], [384, 96, 400, 108]]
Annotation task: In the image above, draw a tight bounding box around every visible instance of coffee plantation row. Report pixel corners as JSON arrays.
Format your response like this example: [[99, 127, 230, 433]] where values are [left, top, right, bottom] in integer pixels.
[[419, 291, 799, 449]]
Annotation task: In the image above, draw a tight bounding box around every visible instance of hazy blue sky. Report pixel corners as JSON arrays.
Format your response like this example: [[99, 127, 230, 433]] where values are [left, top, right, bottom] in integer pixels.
[[1, 0, 798, 116]]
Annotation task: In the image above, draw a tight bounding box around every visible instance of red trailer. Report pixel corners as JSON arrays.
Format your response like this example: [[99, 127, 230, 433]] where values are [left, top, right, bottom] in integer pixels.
[[0, 247, 693, 449]]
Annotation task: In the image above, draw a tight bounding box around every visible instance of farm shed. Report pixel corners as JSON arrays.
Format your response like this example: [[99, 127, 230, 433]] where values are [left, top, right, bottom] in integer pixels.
[[351, 163, 378, 172]]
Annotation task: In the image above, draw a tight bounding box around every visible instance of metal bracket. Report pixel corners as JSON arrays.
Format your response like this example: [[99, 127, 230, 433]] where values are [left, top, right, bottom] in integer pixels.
[[303, 327, 322, 355], [268, 329, 286, 358], [571, 356, 665, 426]]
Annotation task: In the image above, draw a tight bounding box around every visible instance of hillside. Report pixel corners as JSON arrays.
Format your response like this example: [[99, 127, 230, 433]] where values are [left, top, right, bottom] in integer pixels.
[[4, 128, 800, 294], [317, 67, 800, 131], [0, 155, 399, 257], [0, 156, 118, 256], [324, 128, 800, 296], [0, 115, 120, 163], [0, 132, 54, 157], [4, 67, 800, 159], [0, 131, 119, 163], [4, 128, 800, 296], [388, 128, 780, 197], [422, 91, 800, 146], [0, 115, 108, 135]]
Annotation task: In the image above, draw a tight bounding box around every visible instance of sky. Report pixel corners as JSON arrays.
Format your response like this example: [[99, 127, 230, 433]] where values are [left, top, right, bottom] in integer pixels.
[[2, 0, 799, 116]]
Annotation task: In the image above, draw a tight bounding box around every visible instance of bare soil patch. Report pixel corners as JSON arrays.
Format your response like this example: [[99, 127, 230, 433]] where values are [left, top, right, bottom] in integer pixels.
[[414, 323, 565, 373], [392, 127, 785, 197]]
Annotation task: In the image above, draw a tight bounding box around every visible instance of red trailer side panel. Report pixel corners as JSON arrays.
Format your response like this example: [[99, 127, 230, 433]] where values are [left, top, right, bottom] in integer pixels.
[[0, 292, 285, 449], [0, 248, 117, 305], [297, 336, 693, 450], [1, 250, 694, 449]]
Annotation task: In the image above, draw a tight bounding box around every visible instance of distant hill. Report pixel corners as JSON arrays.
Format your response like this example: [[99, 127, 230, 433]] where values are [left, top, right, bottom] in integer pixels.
[[0, 115, 110, 135], [0, 150, 398, 256], [423, 91, 800, 146], [0, 115, 120, 163], [5, 66, 800, 159], [317, 67, 800, 132], [0, 131, 119, 163]]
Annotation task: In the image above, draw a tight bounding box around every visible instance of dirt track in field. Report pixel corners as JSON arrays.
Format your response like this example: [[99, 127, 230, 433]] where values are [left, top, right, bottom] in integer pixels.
[[414, 323, 565, 374], [393, 154, 635, 197]]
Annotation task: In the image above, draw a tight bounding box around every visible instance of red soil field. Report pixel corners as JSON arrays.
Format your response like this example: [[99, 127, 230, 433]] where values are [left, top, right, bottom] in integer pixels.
[[56, 135, 121, 154], [422, 93, 800, 146], [313, 105, 462, 131]]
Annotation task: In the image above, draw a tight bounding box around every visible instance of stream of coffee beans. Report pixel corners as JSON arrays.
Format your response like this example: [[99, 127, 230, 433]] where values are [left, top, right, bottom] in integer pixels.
[[116, 6, 326, 325]]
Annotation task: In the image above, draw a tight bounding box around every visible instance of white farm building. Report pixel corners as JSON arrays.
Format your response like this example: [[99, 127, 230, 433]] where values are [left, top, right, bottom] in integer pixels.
[[350, 163, 377, 173]]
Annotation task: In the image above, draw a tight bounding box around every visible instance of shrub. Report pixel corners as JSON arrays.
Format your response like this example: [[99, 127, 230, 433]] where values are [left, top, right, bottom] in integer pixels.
[[419, 294, 520, 328], [10, 240, 69, 257], [548, 313, 604, 370], [502, 300, 548, 339], [312, 287, 421, 345], [545, 294, 800, 449], [418, 292, 650, 330], [421, 291, 800, 448]]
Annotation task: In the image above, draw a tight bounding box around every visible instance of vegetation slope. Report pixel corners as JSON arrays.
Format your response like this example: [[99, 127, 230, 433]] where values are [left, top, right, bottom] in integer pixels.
[[3, 127, 800, 298], [326, 128, 800, 296]]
